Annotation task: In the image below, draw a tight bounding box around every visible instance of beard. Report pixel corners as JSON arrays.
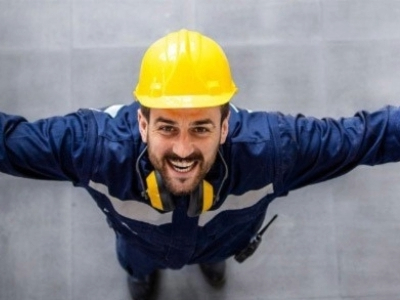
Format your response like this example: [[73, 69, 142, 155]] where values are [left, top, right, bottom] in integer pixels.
[[147, 147, 218, 196]]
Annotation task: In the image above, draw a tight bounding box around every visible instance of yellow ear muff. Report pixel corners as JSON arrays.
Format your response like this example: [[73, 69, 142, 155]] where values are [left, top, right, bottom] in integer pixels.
[[145, 171, 175, 212], [187, 179, 214, 217], [201, 180, 214, 212], [145, 171, 163, 210]]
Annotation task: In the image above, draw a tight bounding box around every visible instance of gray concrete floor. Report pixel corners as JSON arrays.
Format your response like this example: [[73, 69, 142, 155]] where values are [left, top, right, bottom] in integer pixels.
[[2, 1, 400, 299]]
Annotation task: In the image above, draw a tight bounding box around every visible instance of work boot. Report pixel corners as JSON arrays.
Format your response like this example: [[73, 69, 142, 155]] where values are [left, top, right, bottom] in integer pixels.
[[199, 261, 226, 288], [127, 270, 158, 300]]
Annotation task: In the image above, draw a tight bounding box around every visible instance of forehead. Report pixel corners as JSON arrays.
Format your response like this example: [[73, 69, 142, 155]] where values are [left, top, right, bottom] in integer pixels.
[[149, 107, 221, 123]]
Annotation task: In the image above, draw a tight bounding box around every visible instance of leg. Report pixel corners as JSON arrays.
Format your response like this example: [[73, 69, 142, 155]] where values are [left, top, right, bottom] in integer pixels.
[[115, 233, 160, 300], [199, 260, 226, 288]]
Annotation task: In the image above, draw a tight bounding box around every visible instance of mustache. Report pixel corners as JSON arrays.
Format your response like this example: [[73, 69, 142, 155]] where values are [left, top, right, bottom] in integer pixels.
[[164, 152, 203, 162]]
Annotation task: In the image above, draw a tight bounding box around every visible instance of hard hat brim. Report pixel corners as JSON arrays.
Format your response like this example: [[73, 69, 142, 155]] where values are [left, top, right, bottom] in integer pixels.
[[134, 91, 237, 109]]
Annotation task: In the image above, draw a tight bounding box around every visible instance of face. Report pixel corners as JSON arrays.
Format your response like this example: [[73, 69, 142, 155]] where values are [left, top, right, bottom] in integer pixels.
[[138, 106, 229, 196]]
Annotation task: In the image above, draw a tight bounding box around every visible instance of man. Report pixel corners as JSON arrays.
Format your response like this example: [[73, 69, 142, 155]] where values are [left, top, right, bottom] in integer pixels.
[[1, 29, 400, 300]]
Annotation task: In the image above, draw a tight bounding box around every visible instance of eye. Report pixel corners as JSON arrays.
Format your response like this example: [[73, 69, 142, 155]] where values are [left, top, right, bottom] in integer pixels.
[[191, 127, 211, 134], [158, 126, 177, 134], [160, 126, 173, 131]]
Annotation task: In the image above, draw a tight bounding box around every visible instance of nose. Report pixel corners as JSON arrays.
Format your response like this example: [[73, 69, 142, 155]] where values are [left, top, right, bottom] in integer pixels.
[[172, 132, 195, 158]]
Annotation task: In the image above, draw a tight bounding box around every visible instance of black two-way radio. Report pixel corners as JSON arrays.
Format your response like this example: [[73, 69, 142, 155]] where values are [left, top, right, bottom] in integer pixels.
[[234, 214, 278, 263]]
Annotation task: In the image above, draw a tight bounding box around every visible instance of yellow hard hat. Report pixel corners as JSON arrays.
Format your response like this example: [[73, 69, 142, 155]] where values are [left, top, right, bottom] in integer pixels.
[[133, 29, 238, 108]]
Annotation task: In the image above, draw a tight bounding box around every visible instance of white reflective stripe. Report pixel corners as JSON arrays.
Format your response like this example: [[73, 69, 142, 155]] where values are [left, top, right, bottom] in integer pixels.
[[104, 104, 125, 118], [89, 180, 273, 227], [230, 103, 239, 113], [198, 183, 274, 226], [88, 180, 173, 225]]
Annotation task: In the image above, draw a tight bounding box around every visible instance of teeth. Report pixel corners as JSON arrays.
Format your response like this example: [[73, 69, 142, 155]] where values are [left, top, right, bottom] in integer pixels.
[[169, 160, 195, 173]]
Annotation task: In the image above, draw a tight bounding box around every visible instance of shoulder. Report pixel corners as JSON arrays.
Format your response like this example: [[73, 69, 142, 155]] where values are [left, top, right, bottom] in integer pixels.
[[227, 103, 280, 144], [85, 102, 141, 142]]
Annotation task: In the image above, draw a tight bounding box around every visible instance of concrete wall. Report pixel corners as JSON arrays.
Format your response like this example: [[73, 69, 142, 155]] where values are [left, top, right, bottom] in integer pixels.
[[1, 1, 400, 299]]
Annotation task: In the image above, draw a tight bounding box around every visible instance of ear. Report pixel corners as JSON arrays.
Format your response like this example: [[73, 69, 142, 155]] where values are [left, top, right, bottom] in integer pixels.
[[137, 109, 148, 143], [220, 111, 230, 144]]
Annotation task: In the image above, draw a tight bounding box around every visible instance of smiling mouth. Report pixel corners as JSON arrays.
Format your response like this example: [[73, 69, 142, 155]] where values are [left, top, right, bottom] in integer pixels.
[[168, 159, 197, 173]]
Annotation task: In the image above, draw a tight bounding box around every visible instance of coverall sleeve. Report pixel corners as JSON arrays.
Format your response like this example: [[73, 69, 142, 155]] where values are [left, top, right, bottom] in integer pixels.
[[278, 106, 400, 192], [0, 110, 95, 185]]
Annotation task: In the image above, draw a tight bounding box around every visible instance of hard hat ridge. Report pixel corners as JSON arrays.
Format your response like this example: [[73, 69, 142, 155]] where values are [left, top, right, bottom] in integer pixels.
[[163, 30, 208, 97]]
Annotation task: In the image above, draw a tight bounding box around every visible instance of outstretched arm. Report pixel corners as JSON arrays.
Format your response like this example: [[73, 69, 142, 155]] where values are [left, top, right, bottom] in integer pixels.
[[277, 106, 400, 192], [0, 110, 96, 185]]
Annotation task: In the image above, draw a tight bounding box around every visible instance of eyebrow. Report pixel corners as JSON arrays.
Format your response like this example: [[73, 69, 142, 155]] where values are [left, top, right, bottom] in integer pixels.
[[154, 117, 175, 125], [191, 119, 216, 127], [154, 117, 216, 127]]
